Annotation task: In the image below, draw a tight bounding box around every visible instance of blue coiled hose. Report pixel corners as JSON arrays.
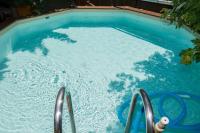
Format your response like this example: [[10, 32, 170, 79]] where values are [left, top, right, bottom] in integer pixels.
[[117, 91, 200, 132]]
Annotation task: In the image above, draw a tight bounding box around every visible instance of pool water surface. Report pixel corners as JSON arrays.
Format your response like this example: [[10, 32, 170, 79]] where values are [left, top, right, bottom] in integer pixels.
[[0, 10, 199, 133]]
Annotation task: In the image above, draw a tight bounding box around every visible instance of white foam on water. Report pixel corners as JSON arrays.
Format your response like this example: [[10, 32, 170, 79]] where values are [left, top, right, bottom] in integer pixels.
[[0, 27, 168, 133]]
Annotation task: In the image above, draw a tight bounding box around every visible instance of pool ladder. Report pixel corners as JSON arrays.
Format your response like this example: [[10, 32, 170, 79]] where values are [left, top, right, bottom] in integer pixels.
[[54, 87, 168, 133], [54, 87, 76, 133], [124, 89, 154, 133]]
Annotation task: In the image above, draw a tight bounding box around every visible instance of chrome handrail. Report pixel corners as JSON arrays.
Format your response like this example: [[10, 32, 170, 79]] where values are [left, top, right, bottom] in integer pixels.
[[54, 87, 76, 133], [125, 89, 155, 133], [66, 91, 76, 133]]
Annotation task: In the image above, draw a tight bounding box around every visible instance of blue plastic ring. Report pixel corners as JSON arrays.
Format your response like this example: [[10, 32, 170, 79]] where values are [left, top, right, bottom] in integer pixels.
[[158, 93, 187, 125]]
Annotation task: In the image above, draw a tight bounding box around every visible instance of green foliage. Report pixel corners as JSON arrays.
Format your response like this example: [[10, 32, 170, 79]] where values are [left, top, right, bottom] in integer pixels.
[[161, 0, 200, 64]]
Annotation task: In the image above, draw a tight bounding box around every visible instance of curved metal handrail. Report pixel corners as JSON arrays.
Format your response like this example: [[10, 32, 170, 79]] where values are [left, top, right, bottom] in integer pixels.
[[54, 87, 65, 133], [125, 89, 155, 133], [54, 87, 76, 133]]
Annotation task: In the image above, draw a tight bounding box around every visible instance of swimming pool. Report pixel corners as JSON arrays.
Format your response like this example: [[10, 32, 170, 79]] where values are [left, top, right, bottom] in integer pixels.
[[0, 9, 199, 133]]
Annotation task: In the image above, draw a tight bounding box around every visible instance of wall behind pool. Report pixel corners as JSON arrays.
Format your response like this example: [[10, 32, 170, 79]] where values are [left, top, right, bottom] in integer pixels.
[[0, 9, 196, 62]]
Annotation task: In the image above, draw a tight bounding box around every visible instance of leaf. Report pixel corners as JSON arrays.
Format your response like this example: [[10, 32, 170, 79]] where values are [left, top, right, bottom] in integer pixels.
[[163, 0, 200, 64], [179, 48, 193, 64]]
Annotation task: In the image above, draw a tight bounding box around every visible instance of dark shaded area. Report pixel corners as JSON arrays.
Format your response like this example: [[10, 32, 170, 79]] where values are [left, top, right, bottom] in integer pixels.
[[108, 51, 200, 131], [133, 52, 200, 94], [0, 0, 76, 27], [108, 73, 134, 92], [109, 51, 200, 94], [0, 29, 76, 81], [0, 1, 14, 23], [13, 29, 77, 56], [0, 58, 10, 81], [41, 0, 76, 12]]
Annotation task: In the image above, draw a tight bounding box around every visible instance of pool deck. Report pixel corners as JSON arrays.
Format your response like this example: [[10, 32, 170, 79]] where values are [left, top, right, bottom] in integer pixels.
[[77, 6, 161, 17], [0, 6, 161, 31]]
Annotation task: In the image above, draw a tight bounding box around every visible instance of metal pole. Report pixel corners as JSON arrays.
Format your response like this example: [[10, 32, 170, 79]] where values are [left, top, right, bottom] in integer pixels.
[[124, 89, 155, 133], [54, 87, 65, 133], [54, 87, 77, 133], [66, 92, 76, 133], [125, 93, 138, 133]]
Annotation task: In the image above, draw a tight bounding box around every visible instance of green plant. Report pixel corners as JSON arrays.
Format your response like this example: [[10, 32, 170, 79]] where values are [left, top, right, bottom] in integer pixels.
[[161, 0, 200, 64]]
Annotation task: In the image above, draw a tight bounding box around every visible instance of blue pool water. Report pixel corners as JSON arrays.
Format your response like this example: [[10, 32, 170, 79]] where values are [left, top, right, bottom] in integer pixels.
[[0, 9, 199, 133]]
